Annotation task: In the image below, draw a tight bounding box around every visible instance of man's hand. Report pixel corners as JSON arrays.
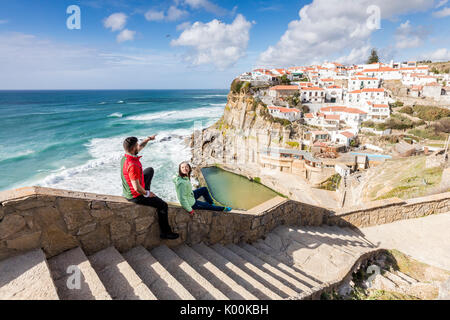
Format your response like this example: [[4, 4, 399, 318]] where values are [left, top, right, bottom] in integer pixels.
[[137, 134, 156, 153]]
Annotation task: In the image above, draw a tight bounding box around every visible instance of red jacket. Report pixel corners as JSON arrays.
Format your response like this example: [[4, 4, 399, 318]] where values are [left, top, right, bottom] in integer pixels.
[[121, 153, 145, 199]]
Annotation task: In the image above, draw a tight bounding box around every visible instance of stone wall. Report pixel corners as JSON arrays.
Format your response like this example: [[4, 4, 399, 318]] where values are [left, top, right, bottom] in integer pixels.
[[1, 186, 449, 261], [325, 192, 450, 228], [0, 187, 325, 261]]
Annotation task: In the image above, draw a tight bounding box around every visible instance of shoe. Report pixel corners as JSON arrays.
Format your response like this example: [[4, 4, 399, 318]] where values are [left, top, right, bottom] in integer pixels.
[[223, 207, 232, 212], [160, 232, 179, 240]]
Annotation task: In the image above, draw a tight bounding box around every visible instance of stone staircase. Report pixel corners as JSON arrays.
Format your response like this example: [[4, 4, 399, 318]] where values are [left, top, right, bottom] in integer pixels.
[[0, 224, 378, 300]]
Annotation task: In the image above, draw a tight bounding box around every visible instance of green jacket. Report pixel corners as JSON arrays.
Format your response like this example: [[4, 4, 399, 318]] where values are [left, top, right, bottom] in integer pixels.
[[173, 174, 196, 212]]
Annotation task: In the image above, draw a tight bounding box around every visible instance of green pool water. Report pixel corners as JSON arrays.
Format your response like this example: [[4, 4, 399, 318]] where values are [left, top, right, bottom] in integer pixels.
[[201, 167, 279, 210]]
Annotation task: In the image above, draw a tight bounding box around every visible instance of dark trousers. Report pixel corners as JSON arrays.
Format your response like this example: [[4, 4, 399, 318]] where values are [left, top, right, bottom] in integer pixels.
[[128, 167, 172, 234], [192, 187, 225, 212]]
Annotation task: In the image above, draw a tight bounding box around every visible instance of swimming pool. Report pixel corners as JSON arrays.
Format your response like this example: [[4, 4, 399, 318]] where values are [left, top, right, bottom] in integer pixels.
[[350, 152, 392, 160], [201, 167, 279, 211]]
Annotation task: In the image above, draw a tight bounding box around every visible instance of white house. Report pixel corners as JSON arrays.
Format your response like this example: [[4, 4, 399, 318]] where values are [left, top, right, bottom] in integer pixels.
[[364, 102, 390, 122], [268, 85, 299, 99], [348, 77, 380, 91], [362, 67, 402, 80], [332, 131, 356, 147], [300, 86, 325, 103], [325, 85, 343, 103], [268, 106, 301, 122], [402, 73, 437, 86], [320, 106, 368, 129], [345, 88, 388, 105]]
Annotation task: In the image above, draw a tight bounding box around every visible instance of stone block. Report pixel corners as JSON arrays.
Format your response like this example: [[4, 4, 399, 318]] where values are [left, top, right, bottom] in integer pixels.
[[33, 206, 62, 227], [110, 220, 131, 241], [251, 217, 261, 229], [135, 216, 155, 233], [0, 215, 26, 240], [56, 197, 90, 213], [175, 211, 191, 224], [77, 222, 97, 236], [0, 205, 4, 220], [1, 196, 40, 211], [41, 225, 79, 258], [79, 225, 111, 255], [113, 234, 135, 253], [90, 208, 114, 220], [62, 210, 93, 231], [6, 231, 42, 251]]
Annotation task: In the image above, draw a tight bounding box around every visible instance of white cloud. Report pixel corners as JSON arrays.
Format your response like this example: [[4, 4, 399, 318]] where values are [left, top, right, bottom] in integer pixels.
[[103, 13, 127, 31], [433, 6, 450, 17], [436, 0, 448, 8], [145, 5, 188, 22], [184, 0, 228, 15], [421, 48, 450, 61], [144, 10, 165, 21], [258, 0, 435, 67], [166, 5, 189, 21], [171, 14, 252, 69], [117, 29, 136, 43], [395, 20, 430, 49], [176, 21, 191, 31], [335, 46, 372, 65]]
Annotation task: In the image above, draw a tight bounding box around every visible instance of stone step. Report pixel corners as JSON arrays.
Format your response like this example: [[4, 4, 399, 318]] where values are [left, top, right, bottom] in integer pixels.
[[0, 249, 59, 300], [394, 271, 418, 285], [211, 243, 297, 298], [343, 227, 377, 247], [123, 246, 195, 300], [191, 243, 281, 300], [324, 225, 375, 252], [383, 270, 411, 287], [151, 245, 228, 300], [239, 242, 319, 290], [301, 226, 368, 256], [173, 244, 258, 300], [88, 246, 156, 300], [48, 247, 111, 300], [227, 243, 309, 295], [252, 239, 323, 285], [272, 226, 356, 276]]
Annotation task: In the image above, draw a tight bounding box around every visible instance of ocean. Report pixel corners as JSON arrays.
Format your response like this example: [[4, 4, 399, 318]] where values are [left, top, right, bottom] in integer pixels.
[[0, 90, 228, 202]]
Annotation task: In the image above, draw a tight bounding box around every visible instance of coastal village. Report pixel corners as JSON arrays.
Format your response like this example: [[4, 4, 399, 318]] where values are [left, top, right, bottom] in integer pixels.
[[198, 58, 450, 208]]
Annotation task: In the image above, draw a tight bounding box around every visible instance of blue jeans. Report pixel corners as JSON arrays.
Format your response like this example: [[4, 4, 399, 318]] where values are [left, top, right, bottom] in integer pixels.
[[192, 187, 225, 212]]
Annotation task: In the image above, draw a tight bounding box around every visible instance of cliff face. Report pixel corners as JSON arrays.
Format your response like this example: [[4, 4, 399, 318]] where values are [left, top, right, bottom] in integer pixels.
[[191, 91, 297, 169]]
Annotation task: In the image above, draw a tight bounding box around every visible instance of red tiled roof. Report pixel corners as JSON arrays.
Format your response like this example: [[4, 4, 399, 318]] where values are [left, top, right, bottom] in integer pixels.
[[340, 131, 355, 138], [372, 104, 389, 108], [268, 106, 300, 113], [269, 85, 299, 90], [305, 113, 314, 118]]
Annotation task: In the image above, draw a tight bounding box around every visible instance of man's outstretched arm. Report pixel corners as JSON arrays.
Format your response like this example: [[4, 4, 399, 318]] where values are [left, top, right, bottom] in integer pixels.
[[137, 135, 156, 153]]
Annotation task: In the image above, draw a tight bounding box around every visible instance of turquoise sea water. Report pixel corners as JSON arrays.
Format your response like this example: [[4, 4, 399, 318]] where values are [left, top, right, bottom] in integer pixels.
[[0, 90, 227, 201]]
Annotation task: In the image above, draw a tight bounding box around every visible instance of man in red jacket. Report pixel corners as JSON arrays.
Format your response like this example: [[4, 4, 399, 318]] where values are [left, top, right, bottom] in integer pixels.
[[121, 136, 179, 240]]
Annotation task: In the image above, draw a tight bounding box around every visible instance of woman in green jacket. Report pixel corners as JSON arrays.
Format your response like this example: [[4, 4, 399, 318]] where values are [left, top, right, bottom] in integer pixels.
[[173, 162, 232, 215]]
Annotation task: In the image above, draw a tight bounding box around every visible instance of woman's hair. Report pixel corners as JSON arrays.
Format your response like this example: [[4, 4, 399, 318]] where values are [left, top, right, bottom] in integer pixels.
[[179, 161, 192, 178]]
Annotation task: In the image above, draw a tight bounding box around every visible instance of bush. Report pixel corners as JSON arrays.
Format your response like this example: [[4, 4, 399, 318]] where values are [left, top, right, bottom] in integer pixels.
[[362, 120, 375, 128], [432, 117, 450, 134], [272, 117, 291, 127], [230, 79, 243, 93], [286, 141, 300, 148], [301, 105, 310, 113], [413, 105, 450, 121], [399, 106, 414, 115], [390, 101, 404, 108]]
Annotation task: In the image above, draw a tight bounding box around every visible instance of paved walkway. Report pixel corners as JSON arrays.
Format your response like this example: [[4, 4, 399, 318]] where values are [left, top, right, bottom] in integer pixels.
[[360, 212, 450, 271]]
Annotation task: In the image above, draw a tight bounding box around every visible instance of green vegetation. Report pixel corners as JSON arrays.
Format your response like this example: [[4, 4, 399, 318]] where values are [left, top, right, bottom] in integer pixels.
[[319, 174, 341, 191], [286, 141, 300, 148], [279, 74, 291, 85], [399, 106, 414, 115], [390, 100, 404, 108], [253, 177, 261, 184], [230, 79, 251, 94], [366, 48, 379, 64], [272, 117, 291, 127], [301, 105, 310, 113], [413, 105, 450, 121], [373, 158, 443, 200], [408, 127, 446, 140]]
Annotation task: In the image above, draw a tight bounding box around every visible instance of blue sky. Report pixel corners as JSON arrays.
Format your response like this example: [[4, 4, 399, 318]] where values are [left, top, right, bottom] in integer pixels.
[[0, 0, 449, 89]]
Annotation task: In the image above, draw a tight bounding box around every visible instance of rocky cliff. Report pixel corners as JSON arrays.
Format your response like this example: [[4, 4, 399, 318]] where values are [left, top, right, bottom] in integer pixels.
[[190, 90, 301, 170]]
